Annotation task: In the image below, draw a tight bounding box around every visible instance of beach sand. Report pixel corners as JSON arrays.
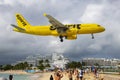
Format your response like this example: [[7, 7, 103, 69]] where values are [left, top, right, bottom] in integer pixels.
[[100, 73, 120, 80], [39, 72, 120, 80], [0, 70, 28, 75], [39, 72, 97, 80], [0, 70, 120, 80]]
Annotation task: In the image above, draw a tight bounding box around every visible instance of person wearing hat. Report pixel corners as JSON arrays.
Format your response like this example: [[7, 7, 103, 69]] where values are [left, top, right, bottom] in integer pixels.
[[54, 70, 63, 80]]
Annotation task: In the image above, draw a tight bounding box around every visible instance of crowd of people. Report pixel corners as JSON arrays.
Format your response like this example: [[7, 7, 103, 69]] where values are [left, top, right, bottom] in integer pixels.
[[50, 67, 99, 80]]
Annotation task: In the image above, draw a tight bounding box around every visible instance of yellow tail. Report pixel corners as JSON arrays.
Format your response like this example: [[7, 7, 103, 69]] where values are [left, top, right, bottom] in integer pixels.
[[16, 13, 31, 28]]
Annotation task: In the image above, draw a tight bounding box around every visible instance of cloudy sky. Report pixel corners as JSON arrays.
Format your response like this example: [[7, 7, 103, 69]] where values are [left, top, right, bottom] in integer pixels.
[[0, 0, 120, 64]]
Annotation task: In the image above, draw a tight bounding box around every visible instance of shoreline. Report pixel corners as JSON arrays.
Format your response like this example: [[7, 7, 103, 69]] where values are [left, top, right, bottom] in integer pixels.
[[0, 70, 29, 75], [0, 70, 42, 80]]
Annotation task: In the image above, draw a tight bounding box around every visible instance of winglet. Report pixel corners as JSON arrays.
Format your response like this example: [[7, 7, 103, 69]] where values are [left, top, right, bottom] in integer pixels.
[[43, 13, 47, 17]]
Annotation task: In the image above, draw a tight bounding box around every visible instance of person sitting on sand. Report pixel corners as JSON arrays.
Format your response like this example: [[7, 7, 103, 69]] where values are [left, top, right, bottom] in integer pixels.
[[54, 70, 63, 80]]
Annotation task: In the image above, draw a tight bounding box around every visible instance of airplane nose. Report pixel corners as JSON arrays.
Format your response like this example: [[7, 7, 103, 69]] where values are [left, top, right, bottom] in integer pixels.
[[97, 25, 105, 32], [101, 27, 105, 31]]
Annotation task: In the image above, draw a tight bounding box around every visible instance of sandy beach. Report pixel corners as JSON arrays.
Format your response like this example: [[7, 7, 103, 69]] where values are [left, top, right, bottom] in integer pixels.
[[0, 70, 28, 75], [100, 73, 120, 80], [0, 70, 120, 80], [39, 72, 97, 80], [39, 72, 120, 80]]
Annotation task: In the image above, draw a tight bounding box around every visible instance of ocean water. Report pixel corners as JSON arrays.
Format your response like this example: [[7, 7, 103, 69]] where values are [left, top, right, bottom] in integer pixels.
[[0, 73, 40, 80]]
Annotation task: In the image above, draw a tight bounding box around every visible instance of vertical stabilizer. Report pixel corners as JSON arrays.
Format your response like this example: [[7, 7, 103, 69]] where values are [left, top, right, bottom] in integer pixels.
[[16, 14, 31, 28]]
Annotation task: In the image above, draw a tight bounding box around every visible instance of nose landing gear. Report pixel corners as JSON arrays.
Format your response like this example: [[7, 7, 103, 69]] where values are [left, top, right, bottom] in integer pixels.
[[91, 34, 94, 39], [59, 35, 64, 42]]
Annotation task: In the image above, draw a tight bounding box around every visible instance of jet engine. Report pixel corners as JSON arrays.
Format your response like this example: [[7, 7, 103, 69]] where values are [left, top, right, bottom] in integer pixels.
[[65, 35, 77, 40]]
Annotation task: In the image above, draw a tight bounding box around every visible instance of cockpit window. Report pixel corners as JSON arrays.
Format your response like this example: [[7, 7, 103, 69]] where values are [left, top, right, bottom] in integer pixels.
[[97, 25, 101, 27]]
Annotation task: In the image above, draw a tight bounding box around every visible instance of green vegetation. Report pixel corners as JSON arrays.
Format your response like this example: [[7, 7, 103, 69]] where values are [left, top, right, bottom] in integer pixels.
[[82, 62, 86, 66], [0, 59, 50, 71], [13, 62, 29, 70], [66, 61, 82, 69], [118, 63, 120, 74], [0, 62, 29, 70], [2, 65, 13, 70], [37, 59, 50, 71]]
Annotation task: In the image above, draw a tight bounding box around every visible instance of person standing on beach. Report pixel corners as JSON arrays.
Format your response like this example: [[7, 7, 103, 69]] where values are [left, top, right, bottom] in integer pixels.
[[50, 75, 53, 80], [9, 75, 13, 80], [94, 68, 99, 78], [54, 70, 63, 80], [79, 69, 83, 80], [74, 69, 79, 80], [68, 70, 73, 80]]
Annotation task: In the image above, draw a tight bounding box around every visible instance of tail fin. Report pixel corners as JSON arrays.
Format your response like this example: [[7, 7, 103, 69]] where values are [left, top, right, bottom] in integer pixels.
[[16, 13, 31, 28]]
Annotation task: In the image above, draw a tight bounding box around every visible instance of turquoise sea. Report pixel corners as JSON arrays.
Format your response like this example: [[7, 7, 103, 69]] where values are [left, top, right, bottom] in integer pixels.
[[0, 73, 40, 80]]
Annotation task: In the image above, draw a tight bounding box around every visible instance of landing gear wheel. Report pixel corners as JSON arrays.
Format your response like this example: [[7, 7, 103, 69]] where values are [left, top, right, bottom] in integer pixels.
[[60, 39, 63, 42], [91, 34, 94, 39], [59, 36, 64, 42]]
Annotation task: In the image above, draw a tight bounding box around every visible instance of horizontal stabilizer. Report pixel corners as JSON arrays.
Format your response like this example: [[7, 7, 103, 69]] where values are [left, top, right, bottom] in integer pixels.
[[11, 24, 25, 31], [43, 13, 47, 17]]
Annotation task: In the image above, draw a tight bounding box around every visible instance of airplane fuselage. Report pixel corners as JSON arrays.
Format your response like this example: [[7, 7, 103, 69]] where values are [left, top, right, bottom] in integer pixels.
[[13, 23, 105, 37]]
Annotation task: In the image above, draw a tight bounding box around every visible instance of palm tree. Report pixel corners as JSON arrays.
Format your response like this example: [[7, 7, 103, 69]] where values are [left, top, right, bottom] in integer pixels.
[[66, 61, 82, 69], [3, 64, 13, 70], [37, 60, 45, 71], [0, 65, 3, 70], [24, 62, 29, 69], [82, 62, 86, 66], [118, 63, 120, 75], [45, 59, 49, 63]]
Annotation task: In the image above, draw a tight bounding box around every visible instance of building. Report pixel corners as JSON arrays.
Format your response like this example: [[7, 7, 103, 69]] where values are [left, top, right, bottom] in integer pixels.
[[14, 53, 69, 69], [82, 58, 120, 67], [24, 56, 37, 67], [51, 53, 69, 69]]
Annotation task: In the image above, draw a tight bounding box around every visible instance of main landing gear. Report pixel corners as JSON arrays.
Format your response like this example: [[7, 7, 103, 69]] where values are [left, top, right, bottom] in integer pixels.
[[59, 35, 64, 42], [91, 34, 94, 39]]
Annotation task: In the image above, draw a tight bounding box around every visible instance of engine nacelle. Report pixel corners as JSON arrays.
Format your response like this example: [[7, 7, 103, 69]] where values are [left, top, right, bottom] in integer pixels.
[[50, 26, 56, 30], [66, 35, 77, 40]]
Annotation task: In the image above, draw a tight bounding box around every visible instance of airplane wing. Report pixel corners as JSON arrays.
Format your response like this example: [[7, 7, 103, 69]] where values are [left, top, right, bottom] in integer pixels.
[[43, 13, 68, 34]]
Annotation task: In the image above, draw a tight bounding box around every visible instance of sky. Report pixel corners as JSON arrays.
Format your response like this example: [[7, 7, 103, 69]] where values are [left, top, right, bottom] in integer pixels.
[[0, 0, 120, 64]]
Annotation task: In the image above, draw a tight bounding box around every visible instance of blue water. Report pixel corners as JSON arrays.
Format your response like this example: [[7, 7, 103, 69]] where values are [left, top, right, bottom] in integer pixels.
[[0, 73, 30, 80]]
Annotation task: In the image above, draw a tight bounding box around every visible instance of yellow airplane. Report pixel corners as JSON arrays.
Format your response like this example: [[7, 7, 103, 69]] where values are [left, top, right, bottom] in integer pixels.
[[11, 13, 105, 42]]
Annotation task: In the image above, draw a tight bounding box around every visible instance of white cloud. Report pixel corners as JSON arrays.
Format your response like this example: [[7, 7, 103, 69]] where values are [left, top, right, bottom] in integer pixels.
[[0, 0, 13, 5], [88, 44, 102, 51], [0, 0, 41, 6], [80, 4, 104, 23], [0, 0, 120, 64]]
